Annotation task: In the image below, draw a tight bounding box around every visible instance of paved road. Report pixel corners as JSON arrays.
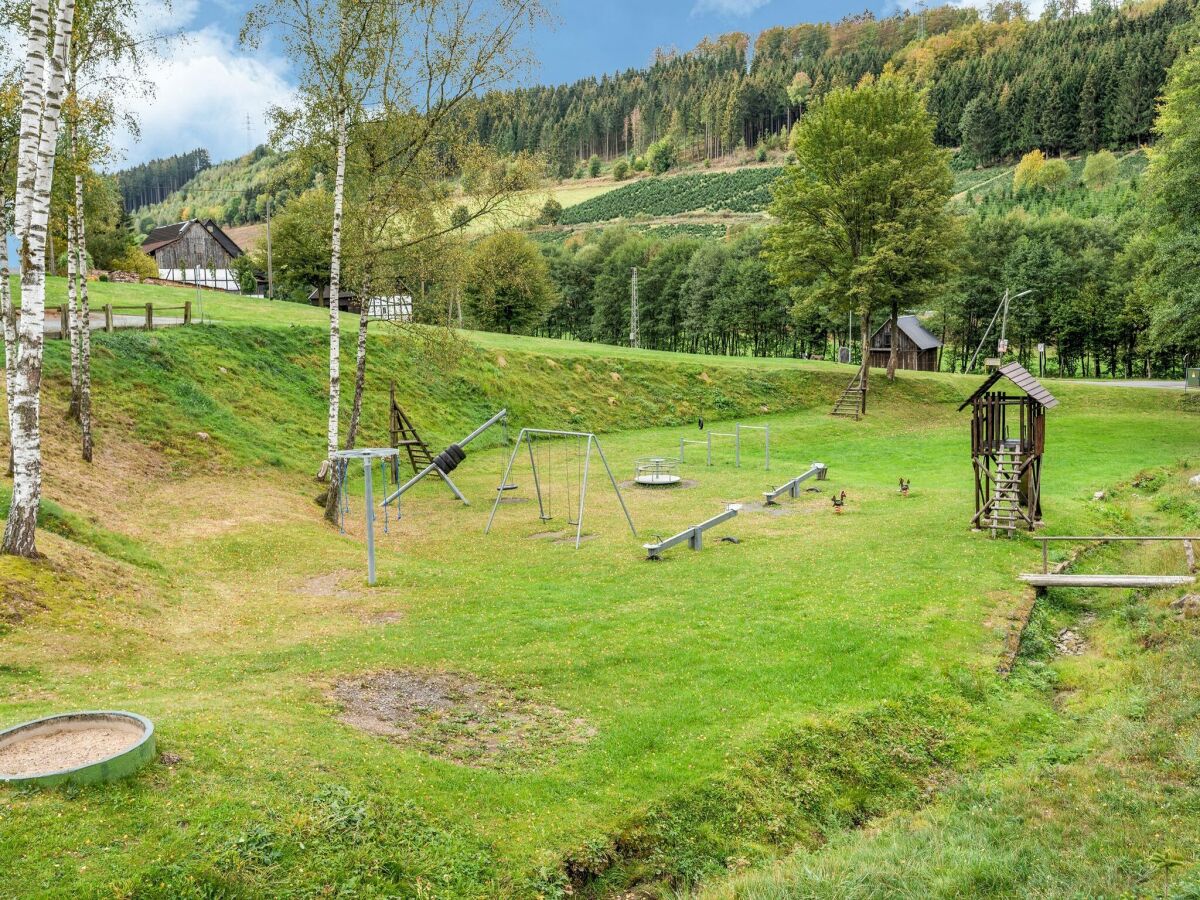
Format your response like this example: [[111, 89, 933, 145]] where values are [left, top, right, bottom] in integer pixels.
[[42, 311, 185, 338], [1074, 379, 1185, 389]]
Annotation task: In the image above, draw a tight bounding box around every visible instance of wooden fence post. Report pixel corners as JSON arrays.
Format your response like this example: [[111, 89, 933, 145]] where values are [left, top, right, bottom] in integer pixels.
[[104, 304, 113, 332], [184, 300, 192, 325], [145, 302, 153, 332], [58, 305, 67, 339]]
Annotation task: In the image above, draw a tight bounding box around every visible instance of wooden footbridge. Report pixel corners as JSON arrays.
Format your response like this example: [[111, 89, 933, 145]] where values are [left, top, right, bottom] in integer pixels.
[[1020, 535, 1198, 592]]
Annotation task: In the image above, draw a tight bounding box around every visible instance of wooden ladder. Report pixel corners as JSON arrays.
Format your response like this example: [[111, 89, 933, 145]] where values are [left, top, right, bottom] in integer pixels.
[[986, 447, 1025, 537], [831, 368, 865, 420], [389, 384, 436, 475]]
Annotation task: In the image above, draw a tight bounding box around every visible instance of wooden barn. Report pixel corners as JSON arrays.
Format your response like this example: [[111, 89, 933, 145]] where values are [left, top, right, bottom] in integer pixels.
[[142, 220, 244, 291], [868, 315, 941, 371]]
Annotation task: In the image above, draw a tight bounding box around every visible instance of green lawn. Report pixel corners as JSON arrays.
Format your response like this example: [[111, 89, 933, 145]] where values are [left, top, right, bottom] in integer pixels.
[[1, 283, 1198, 897]]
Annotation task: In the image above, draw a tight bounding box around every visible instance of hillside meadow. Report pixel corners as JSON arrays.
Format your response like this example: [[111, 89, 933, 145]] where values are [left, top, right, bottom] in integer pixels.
[[0, 281, 1198, 896]]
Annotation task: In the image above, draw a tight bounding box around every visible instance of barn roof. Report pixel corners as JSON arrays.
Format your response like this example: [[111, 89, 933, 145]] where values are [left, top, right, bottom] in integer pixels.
[[958, 361, 1059, 411], [141, 220, 243, 258], [141, 221, 189, 255], [871, 314, 941, 351]]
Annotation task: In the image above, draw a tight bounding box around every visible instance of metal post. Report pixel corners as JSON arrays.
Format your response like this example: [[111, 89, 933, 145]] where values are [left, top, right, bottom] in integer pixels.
[[104, 304, 113, 332], [735, 424, 741, 468], [593, 437, 637, 538], [575, 436, 592, 548], [364, 462, 377, 585], [680, 437, 685, 463], [707, 432, 712, 466], [58, 305, 67, 339], [527, 434, 546, 520]]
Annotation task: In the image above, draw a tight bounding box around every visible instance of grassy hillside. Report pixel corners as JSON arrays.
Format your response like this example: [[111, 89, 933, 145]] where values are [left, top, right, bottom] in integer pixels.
[[1, 280, 1198, 897]]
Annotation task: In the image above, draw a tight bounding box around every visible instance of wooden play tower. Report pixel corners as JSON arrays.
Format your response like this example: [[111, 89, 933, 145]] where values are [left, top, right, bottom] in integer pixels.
[[959, 362, 1058, 536]]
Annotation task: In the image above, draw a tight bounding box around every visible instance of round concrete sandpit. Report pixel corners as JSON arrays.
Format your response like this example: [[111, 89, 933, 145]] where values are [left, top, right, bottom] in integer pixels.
[[0, 711, 155, 787]]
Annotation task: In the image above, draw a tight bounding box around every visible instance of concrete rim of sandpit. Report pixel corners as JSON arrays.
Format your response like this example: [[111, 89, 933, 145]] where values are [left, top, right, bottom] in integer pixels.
[[0, 711, 156, 787]]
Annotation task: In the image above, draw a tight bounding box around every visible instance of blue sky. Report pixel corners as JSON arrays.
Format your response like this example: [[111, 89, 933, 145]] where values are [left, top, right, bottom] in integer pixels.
[[113, 0, 920, 168]]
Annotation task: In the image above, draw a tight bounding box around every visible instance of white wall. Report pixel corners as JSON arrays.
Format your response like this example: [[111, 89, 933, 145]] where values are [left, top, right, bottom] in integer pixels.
[[158, 268, 241, 292]]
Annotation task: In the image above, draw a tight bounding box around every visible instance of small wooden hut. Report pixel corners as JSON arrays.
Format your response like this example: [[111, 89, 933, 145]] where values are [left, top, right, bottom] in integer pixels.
[[958, 362, 1058, 536], [868, 315, 941, 372]]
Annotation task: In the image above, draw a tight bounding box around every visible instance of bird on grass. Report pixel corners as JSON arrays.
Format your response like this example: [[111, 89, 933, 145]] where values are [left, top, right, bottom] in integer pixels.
[[899, 478, 910, 497], [832, 490, 847, 513]]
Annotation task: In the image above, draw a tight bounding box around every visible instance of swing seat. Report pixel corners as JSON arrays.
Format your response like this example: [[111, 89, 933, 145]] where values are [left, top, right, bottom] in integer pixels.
[[496, 483, 519, 492]]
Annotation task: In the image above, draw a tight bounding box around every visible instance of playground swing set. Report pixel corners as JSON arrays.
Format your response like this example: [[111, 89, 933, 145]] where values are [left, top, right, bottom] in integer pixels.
[[486, 428, 637, 550]]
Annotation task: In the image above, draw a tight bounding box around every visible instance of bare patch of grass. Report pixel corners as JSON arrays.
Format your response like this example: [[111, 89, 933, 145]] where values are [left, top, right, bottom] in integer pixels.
[[331, 670, 595, 770]]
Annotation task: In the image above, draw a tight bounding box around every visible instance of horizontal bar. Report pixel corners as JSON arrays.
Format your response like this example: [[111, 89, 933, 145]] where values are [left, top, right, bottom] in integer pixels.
[[736, 425, 769, 431], [1036, 536, 1200, 542], [518, 428, 592, 438], [680, 439, 707, 445], [708, 432, 736, 437], [1020, 574, 1197, 587]]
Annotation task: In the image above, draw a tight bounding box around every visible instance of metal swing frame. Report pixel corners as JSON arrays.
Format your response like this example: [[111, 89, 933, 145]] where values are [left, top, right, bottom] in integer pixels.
[[485, 429, 636, 549]]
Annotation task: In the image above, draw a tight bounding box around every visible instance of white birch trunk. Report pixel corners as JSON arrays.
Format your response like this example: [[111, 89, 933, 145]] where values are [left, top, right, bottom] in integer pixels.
[[75, 174, 92, 462], [66, 212, 80, 419], [1, 208, 15, 478], [323, 110, 347, 521], [4, 0, 76, 557]]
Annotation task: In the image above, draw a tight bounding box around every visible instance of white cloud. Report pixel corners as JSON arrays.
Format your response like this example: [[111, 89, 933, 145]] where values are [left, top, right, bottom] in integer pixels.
[[111, 24, 296, 167], [691, 0, 771, 16]]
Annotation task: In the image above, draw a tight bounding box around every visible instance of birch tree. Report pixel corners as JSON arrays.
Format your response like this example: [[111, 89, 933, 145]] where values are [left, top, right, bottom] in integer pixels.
[[58, 0, 160, 460], [243, 0, 403, 521], [245, 0, 546, 522], [5, 0, 77, 557]]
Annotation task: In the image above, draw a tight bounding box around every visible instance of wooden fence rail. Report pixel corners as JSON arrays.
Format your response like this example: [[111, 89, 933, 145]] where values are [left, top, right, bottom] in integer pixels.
[[55, 301, 192, 336]]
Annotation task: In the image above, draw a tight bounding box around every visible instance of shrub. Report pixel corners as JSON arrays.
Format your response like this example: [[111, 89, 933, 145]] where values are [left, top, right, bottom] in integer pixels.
[[613, 159, 630, 181], [539, 197, 564, 225], [588, 155, 602, 178], [632, 156, 647, 173], [109, 247, 158, 280], [756, 146, 768, 163], [646, 138, 677, 175], [1037, 157, 1072, 191], [1013, 149, 1046, 192], [1082, 150, 1118, 190]]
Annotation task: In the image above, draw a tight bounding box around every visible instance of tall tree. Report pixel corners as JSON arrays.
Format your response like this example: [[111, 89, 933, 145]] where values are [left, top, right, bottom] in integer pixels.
[[243, 0, 405, 521], [5, 0, 77, 557], [765, 75, 956, 405]]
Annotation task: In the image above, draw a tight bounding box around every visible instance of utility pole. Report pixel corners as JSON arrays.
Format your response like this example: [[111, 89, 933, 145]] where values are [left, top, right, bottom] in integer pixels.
[[629, 266, 640, 349], [265, 195, 274, 300]]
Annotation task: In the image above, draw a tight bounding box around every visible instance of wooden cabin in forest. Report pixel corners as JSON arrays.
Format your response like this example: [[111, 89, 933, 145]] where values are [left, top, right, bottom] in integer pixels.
[[142, 220, 244, 291], [959, 362, 1059, 537], [867, 315, 941, 371]]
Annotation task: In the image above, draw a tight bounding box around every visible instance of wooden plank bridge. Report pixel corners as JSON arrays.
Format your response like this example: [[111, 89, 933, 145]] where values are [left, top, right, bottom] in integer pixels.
[[1021, 535, 1198, 592]]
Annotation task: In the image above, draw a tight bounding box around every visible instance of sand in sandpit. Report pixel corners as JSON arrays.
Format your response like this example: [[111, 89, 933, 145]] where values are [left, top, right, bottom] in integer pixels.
[[0, 725, 141, 777]]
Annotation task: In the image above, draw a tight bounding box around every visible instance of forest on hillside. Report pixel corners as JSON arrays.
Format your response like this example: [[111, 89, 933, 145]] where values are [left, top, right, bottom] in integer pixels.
[[115, 149, 212, 210], [466, 0, 1194, 174]]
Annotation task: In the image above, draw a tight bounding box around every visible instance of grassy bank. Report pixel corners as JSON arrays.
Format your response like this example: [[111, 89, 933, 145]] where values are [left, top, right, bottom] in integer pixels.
[[0, 285, 1198, 897]]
